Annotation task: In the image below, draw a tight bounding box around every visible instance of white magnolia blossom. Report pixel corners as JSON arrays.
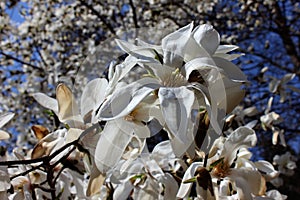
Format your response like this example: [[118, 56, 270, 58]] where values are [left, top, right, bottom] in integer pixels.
[[97, 22, 247, 157], [178, 126, 279, 200], [273, 152, 297, 177]]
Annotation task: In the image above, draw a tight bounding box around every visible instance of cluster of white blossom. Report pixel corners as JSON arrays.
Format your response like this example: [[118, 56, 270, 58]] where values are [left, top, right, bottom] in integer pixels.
[[0, 22, 294, 199]]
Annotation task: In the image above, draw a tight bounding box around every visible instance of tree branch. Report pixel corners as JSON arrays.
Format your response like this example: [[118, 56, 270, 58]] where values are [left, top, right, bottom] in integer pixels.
[[78, 0, 116, 36], [0, 51, 44, 73]]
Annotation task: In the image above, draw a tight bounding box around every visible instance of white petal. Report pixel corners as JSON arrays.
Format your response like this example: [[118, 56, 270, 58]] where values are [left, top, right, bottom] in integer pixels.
[[193, 24, 220, 55], [158, 86, 194, 144], [65, 128, 83, 143], [113, 181, 134, 200], [94, 119, 133, 173], [86, 167, 105, 197], [177, 162, 202, 198], [265, 190, 287, 200], [191, 83, 223, 135], [107, 56, 139, 95], [213, 57, 247, 82], [162, 22, 194, 67], [0, 130, 10, 140], [216, 45, 239, 54], [32, 93, 58, 115], [81, 78, 108, 122], [281, 73, 295, 84], [0, 112, 14, 128], [269, 79, 280, 93], [223, 78, 245, 113], [184, 57, 219, 81], [151, 140, 174, 160], [98, 78, 160, 120], [170, 135, 195, 157], [223, 127, 257, 164], [255, 160, 279, 181], [158, 173, 178, 200], [116, 39, 157, 60], [230, 169, 266, 199], [214, 53, 243, 61]]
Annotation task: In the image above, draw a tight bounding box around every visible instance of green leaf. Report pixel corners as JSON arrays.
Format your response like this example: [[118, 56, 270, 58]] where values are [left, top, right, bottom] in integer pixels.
[[183, 177, 197, 184]]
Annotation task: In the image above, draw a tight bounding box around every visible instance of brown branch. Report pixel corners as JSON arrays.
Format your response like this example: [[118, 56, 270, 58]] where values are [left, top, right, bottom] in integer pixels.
[[78, 0, 116, 35], [272, 2, 300, 72], [0, 139, 78, 166], [0, 51, 44, 73]]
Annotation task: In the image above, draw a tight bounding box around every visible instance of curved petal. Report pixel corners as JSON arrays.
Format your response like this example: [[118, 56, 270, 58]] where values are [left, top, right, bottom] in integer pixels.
[[98, 78, 160, 120], [56, 83, 82, 123], [158, 173, 178, 200], [86, 167, 105, 197], [213, 57, 247, 82], [94, 119, 133, 173], [193, 24, 220, 55], [162, 22, 193, 67], [177, 162, 202, 198], [0, 130, 10, 140], [230, 169, 266, 200], [184, 57, 220, 82], [255, 160, 279, 181], [215, 45, 239, 54], [158, 86, 194, 144], [222, 127, 257, 164], [81, 78, 108, 122], [0, 112, 14, 128], [113, 180, 134, 200], [32, 93, 58, 115], [223, 77, 245, 113], [116, 39, 157, 60], [107, 56, 138, 94]]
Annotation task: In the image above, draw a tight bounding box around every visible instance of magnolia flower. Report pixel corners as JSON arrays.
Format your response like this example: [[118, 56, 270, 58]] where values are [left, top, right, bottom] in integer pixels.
[[177, 126, 273, 200], [98, 22, 247, 156], [33, 80, 109, 196], [269, 73, 299, 103], [273, 152, 297, 176], [110, 140, 179, 200], [94, 95, 160, 173], [260, 97, 286, 146], [32, 78, 108, 128]]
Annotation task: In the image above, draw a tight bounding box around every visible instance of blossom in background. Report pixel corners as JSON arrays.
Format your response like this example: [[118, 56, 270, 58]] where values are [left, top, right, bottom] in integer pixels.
[[273, 152, 297, 176], [260, 97, 286, 147]]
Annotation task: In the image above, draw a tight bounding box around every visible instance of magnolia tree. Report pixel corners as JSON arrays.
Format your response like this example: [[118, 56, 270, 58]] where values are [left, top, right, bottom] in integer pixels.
[[0, 22, 293, 200], [0, 0, 299, 199]]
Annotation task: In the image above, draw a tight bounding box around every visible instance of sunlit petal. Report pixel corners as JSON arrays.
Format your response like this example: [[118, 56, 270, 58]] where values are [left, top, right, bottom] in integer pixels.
[[81, 78, 108, 123], [32, 93, 58, 115], [94, 119, 133, 173], [98, 78, 160, 120], [193, 24, 220, 55], [158, 86, 194, 144], [162, 22, 193, 67]]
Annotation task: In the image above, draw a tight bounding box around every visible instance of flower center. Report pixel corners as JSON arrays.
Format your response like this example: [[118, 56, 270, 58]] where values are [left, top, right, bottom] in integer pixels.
[[160, 68, 187, 87], [124, 109, 139, 122], [211, 159, 231, 178]]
